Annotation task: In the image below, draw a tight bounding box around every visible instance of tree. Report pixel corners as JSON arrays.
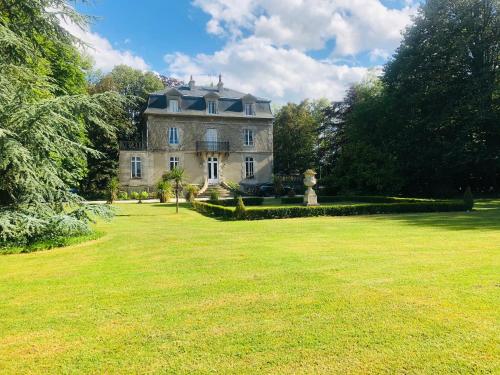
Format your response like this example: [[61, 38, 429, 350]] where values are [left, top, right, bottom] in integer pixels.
[[159, 75, 185, 88], [322, 0, 499, 196], [321, 78, 402, 194], [383, 0, 500, 195], [0, 2, 124, 246], [81, 65, 164, 197], [273, 101, 319, 175], [162, 168, 185, 213]]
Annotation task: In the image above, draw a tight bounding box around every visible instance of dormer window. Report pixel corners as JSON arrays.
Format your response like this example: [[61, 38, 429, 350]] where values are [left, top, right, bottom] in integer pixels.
[[169, 99, 180, 112], [207, 100, 218, 114], [245, 103, 256, 116]]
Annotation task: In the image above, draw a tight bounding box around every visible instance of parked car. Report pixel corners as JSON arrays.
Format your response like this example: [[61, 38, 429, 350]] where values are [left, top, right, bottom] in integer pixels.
[[256, 183, 295, 197], [256, 183, 274, 197]]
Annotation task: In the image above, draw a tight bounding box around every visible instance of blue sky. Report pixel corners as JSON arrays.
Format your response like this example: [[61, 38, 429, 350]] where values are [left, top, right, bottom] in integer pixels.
[[68, 0, 421, 103]]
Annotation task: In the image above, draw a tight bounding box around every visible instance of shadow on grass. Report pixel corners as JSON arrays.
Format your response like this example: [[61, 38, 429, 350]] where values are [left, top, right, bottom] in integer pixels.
[[381, 199, 500, 231]]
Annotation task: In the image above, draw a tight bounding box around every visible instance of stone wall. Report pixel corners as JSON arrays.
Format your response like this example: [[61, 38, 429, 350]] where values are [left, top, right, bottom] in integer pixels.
[[119, 114, 274, 192]]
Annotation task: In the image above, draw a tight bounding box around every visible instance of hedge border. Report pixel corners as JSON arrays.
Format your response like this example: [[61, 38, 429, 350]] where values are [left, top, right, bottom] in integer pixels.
[[281, 195, 427, 204], [207, 197, 264, 206], [192, 200, 466, 221]]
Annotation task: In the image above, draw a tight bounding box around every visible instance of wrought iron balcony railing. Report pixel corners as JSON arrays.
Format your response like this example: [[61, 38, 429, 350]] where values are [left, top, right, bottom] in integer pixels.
[[119, 140, 146, 151], [196, 141, 230, 153]]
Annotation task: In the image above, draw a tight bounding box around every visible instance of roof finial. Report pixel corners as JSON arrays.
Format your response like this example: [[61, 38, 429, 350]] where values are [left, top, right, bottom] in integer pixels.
[[217, 73, 224, 92], [189, 75, 195, 90]]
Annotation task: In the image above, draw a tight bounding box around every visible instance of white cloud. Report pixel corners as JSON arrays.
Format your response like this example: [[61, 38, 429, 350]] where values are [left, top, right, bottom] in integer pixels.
[[193, 0, 418, 55], [165, 37, 375, 103], [165, 0, 417, 103], [60, 17, 149, 72], [164, 0, 417, 102]]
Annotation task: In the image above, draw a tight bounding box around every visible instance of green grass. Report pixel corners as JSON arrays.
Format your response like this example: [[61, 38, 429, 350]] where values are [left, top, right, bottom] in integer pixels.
[[0, 201, 499, 373]]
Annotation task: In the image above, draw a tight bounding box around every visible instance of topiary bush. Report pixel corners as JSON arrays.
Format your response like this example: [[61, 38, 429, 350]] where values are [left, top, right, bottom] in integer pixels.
[[209, 189, 220, 202], [139, 191, 149, 203], [156, 180, 172, 203], [463, 186, 474, 211], [185, 184, 200, 203], [107, 177, 119, 204], [131, 191, 139, 200], [117, 191, 128, 200], [234, 196, 246, 218]]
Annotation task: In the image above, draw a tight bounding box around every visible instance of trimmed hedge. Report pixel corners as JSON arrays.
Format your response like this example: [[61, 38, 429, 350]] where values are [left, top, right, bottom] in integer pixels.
[[192, 200, 466, 221], [192, 201, 234, 219], [208, 197, 264, 206], [281, 195, 427, 204]]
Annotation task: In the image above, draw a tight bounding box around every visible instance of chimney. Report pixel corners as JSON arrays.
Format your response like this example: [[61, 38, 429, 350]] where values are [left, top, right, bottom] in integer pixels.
[[217, 73, 224, 93], [188, 75, 195, 90]]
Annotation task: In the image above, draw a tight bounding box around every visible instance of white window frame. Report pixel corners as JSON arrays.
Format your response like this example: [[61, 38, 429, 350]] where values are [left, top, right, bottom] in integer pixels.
[[244, 129, 254, 146], [131, 156, 142, 178], [168, 127, 179, 145], [207, 100, 217, 114], [245, 102, 255, 116], [169, 156, 179, 170], [245, 157, 254, 179], [168, 99, 180, 112]]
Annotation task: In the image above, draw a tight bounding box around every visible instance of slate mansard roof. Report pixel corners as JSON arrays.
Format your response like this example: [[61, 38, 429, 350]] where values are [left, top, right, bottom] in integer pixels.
[[144, 83, 273, 119]]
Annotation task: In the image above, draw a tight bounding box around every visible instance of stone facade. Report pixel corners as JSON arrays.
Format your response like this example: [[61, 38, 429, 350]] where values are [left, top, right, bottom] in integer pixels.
[[119, 79, 273, 192]]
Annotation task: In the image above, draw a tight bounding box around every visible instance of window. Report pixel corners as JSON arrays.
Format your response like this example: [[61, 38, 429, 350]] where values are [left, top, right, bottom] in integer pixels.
[[245, 103, 255, 116], [168, 127, 179, 145], [244, 129, 254, 146], [131, 156, 142, 178], [169, 156, 179, 170], [168, 99, 180, 112], [207, 101, 217, 114], [245, 157, 254, 178]]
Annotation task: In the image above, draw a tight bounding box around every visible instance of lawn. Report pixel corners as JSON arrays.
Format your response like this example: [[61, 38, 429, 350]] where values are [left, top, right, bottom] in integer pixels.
[[0, 201, 499, 373]]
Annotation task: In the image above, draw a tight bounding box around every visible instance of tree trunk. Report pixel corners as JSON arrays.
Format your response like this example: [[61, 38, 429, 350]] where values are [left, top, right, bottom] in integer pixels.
[[175, 183, 179, 213]]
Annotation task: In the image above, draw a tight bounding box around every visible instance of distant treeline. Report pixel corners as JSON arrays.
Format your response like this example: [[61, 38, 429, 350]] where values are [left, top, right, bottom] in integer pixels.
[[273, 0, 499, 197]]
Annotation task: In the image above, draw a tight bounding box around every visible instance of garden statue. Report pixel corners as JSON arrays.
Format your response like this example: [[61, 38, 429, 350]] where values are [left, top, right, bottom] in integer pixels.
[[303, 169, 319, 206]]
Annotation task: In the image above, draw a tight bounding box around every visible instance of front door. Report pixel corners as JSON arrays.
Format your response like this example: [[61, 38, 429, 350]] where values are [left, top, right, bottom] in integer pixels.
[[208, 157, 219, 184]]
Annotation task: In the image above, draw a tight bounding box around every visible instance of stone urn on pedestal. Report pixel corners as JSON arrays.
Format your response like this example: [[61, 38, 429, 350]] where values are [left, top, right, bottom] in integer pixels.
[[303, 169, 319, 206]]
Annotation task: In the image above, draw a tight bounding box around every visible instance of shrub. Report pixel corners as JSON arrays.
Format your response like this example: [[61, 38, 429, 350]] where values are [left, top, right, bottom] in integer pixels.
[[107, 177, 119, 204], [234, 196, 246, 218], [185, 184, 200, 203], [131, 191, 139, 200], [117, 191, 128, 200], [139, 191, 149, 203], [157, 180, 172, 203], [464, 186, 474, 211], [225, 181, 242, 198], [210, 189, 220, 201]]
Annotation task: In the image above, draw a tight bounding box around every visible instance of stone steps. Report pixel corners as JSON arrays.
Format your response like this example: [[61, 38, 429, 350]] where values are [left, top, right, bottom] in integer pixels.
[[200, 184, 231, 199]]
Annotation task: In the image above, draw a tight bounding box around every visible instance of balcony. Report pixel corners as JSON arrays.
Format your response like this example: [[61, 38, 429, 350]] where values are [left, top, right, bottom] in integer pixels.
[[196, 141, 230, 153], [119, 140, 146, 151]]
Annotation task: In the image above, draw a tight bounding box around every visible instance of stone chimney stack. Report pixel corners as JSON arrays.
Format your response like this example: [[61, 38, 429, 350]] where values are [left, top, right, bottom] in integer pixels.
[[188, 75, 195, 90], [217, 73, 224, 93]]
